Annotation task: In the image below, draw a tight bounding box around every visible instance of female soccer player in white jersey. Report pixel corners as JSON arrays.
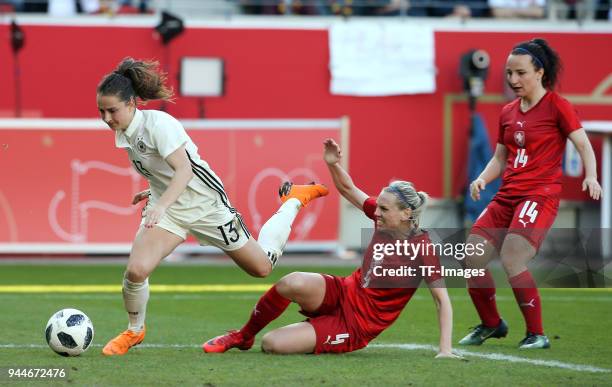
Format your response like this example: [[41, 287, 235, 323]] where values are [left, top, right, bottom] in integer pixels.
[[96, 57, 328, 356]]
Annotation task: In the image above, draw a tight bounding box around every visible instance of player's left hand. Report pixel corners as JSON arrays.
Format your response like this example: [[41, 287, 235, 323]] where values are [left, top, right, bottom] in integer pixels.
[[144, 204, 167, 228], [323, 138, 342, 165], [435, 351, 463, 359], [582, 176, 601, 200]]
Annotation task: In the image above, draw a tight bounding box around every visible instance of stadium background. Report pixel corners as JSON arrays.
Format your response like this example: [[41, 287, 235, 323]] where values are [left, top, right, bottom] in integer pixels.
[[0, 17, 610, 251], [0, 5, 611, 386]]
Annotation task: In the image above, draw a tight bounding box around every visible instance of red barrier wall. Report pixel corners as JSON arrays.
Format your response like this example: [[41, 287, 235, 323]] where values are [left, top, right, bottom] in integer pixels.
[[0, 124, 340, 245], [0, 23, 609, 201]]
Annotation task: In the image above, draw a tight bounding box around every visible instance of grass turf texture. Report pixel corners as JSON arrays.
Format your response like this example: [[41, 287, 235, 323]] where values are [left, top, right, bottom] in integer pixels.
[[0, 264, 610, 386]]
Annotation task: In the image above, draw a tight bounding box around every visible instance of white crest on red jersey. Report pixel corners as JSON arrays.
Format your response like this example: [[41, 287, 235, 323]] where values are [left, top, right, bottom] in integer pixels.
[[514, 131, 525, 147]]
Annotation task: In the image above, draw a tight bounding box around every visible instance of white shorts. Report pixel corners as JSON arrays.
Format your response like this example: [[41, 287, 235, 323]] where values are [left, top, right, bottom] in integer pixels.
[[141, 199, 251, 251]]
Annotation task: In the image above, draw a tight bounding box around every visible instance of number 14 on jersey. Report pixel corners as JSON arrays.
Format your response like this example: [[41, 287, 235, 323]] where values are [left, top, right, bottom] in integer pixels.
[[514, 149, 528, 168]]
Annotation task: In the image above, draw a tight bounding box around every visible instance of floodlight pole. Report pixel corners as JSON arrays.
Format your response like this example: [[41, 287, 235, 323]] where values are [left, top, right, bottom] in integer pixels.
[[10, 19, 24, 117], [154, 11, 184, 113], [13, 50, 21, 117]]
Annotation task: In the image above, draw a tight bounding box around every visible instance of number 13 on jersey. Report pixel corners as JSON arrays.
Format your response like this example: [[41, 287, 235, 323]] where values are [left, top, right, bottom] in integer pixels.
[[217, 220, 240, 245]]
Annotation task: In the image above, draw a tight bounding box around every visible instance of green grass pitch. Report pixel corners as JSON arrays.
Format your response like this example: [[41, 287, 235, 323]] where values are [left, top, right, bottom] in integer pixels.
[[0, 263, 610, 386]]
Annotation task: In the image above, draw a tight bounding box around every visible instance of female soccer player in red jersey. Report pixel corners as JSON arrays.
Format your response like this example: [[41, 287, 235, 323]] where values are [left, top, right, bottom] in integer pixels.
[[203, 138, 458, 357], [459, 38, 601, 349], [96, 57, 327, 356]]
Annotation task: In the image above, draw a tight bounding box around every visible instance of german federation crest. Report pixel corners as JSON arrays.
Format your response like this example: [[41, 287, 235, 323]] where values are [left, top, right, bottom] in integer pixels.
[[514, 131, 525, 147], [136, 137, 147, 153]]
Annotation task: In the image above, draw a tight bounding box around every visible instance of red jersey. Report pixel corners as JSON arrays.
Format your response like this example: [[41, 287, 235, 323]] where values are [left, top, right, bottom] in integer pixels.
[[497, 91, 581, 198], [341, 197, 442, 340]]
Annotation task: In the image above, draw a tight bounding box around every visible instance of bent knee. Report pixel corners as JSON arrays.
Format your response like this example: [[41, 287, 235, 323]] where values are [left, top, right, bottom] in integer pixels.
[[501, 235, 535, 257], [248, 263, 272, 278], [500, 257, 527, 277], [261, 332, 280, 354], [275, 272, 308, 297], [125, 266, 149, 283], [500, 249, 532, 266], [462, 255, 476, 269], [499, 254, 515, 267]]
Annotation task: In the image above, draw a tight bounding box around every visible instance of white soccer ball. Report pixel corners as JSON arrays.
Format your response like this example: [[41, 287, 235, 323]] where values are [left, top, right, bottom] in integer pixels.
[[45, 308, 94, 357]]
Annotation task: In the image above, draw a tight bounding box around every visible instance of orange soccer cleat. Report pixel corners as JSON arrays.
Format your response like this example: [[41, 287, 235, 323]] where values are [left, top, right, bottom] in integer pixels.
[[202, 330, 254, 353], [279, 182, 329, 207], [102, 327, 146, 356]]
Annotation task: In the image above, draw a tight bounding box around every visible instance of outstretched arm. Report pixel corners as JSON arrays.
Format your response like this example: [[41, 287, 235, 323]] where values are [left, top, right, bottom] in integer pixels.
[[427, 280, 460, 359], [569, 129, 601, 200], [323, 138, 369, 209]]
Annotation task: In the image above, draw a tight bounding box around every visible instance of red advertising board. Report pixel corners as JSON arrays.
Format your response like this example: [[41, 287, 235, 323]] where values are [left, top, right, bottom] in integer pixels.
[[0, 119, 342, 252]]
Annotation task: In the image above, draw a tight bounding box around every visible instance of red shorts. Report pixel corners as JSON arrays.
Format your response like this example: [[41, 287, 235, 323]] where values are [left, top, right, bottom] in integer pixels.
[[300, 274, 370, 354], [472, 195, 559, 251]]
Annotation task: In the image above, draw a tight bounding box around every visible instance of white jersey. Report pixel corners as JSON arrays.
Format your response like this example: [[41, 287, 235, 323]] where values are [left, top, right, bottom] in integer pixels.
[[115, 109, 233, 220]]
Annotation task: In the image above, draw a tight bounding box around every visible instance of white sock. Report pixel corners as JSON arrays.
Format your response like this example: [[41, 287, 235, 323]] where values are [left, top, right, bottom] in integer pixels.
[[257, 198, 301, 267], [122, 276, 149, 333]]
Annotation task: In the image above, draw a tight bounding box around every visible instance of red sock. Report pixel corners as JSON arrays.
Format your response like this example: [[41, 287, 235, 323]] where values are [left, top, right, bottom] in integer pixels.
[[240, 285, 291, 338], [467, 270, 501, 328], [509, 270, 543, 335]]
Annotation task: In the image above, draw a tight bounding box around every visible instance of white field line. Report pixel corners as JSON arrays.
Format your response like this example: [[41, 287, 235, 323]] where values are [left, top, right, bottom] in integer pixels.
[[1, 294, 610, 302], [368, 343, 611, 373], [0, 294, 261, 300], [0, 343, 609, 374], [0, 285, 272, 293]]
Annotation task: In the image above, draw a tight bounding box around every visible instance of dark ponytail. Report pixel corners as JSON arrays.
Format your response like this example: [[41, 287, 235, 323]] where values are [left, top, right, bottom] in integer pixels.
[[97, 57, 174, 103], [512, 38, 562, 90]]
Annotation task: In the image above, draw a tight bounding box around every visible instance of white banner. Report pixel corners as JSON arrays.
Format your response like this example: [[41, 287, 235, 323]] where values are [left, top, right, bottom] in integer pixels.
[[329, 23, 436, 96]]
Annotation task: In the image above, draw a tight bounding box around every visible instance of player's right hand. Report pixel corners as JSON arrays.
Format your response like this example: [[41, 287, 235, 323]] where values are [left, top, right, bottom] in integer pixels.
[[323, 138, 342, 165], [470, 178, 486, 201], [582, 176, 601, 200], [132, 189, 151, 205]]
